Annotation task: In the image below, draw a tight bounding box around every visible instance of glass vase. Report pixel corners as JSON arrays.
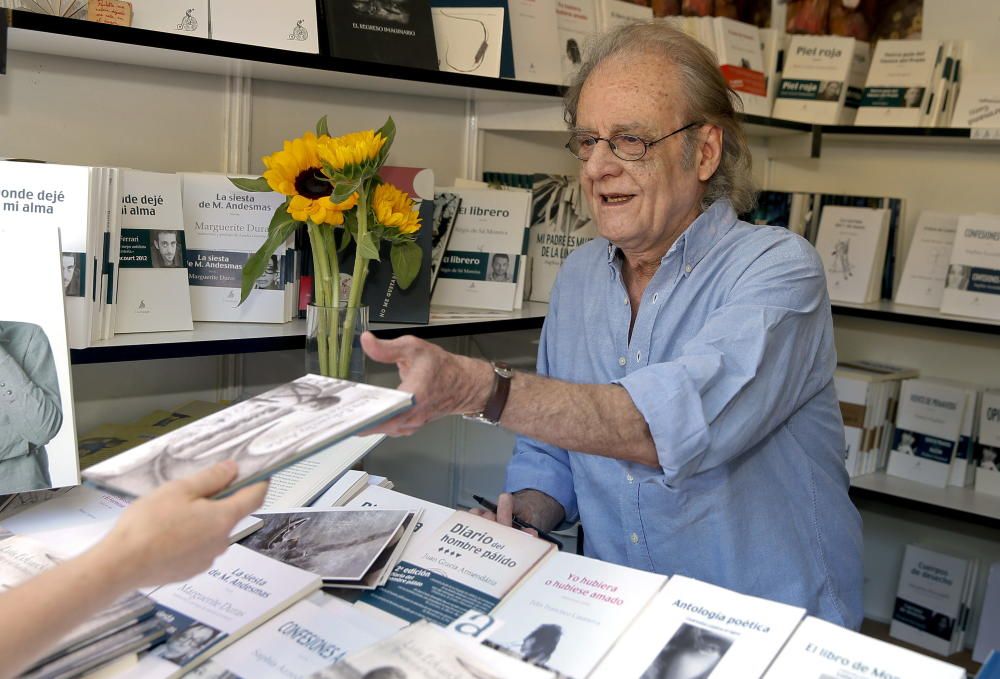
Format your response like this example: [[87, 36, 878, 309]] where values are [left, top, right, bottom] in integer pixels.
[[305, 303, 368, 382]]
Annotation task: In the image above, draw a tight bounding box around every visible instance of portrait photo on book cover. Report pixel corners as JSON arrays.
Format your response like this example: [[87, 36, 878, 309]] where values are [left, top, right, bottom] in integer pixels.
[[946, 264, 972, 291], [150, 229, 186, 268], [254, 254, 282, 290], [486, 253, 513, 283], [0, 225, 79, 497], [640, 623, 734, 679], [157, 617, 224, 667], [60, 251, 84, 297]]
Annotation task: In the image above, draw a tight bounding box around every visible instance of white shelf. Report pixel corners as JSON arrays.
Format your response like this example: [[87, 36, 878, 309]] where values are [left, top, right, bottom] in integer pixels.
[[832, 300, 1000, 335], [850, 472, 1000, 528], [70, 303, 550, 364]]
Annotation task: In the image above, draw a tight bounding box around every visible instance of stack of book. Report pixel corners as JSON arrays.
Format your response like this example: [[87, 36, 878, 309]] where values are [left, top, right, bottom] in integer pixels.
[[890, 543, 979, 659], [834, 360, 918, 479]]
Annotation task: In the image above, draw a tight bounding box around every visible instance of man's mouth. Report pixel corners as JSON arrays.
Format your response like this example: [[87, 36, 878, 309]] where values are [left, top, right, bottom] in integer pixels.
[[601, 193, 634, 205]]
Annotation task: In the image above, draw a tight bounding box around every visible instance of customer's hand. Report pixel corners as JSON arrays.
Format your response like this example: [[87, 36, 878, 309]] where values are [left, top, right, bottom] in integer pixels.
[[360, 332, 494, 437], [469, 490, 565, 535], [97, 461, 267, 589]]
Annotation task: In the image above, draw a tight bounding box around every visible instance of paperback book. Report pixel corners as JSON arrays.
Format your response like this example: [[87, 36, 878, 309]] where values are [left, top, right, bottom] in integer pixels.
[[596, 0, 652, 32], [120, 544, 321, 679], [886, 378, 967, 488], [975, 390, 1000, 497], [814, 205, 890, 304], [773, 35, 868, 125], [712, 17, 769, 117], [181, 173, 289, 324], [487, 551, 667, 678], [210, 0, 319, 54], [128, 1, 209, 39], [343, 484, 454, 553], [763, 615, 965, 679], [950, 74, 1000, 129], [0, 223, 80, 495], [115, 169, 194, 334], [528, 173, 597, 303], [940, 213, 1000, 322], [81, 375, 413, 498], [430, 1, 515, 78], [506, 0, 562, 84], [431, 7, 505, 78], [856, 40, 943, 127], [358, 510, 555, 627], [321, 0, 438, 70], [591, 575, 806, 679], [556, 0, 597, 84], [894, 211, 959, 309]]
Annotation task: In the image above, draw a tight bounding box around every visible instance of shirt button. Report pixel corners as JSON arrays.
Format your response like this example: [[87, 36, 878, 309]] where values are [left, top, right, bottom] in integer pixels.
[[5, 390, 11, 396], [652, 293, 658, 303], [623, 297, 628, 305], [685, 264, 693, 274], [636, 351, 641, 362], [630, 532, 639, 544], [618, 356, 626, 367], [626, 473, 634, 483]]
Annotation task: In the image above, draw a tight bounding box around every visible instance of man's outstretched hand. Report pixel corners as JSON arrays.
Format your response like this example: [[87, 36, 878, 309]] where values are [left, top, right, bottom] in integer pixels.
[[360, 332, 493, 437]]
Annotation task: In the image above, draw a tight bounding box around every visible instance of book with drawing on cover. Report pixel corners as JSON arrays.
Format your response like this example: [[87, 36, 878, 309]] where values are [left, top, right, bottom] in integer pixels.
[[211, 0, 320, 53], [814, 205, 890, 304], [894, 211, 959, 309], [81, 375, 413, 498]]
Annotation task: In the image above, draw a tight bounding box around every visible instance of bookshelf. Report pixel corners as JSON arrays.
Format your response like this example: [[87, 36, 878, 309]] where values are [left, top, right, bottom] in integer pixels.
[[850, 473, 1000, 531], [831, 301, 1000, 336]]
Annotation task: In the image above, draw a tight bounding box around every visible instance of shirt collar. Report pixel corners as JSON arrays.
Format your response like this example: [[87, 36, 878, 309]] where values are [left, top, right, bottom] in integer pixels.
[[605, 199, 739, 276]]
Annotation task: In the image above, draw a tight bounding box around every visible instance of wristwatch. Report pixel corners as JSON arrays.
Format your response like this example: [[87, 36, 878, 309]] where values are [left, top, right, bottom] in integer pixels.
[[463, 361, 514, 426]]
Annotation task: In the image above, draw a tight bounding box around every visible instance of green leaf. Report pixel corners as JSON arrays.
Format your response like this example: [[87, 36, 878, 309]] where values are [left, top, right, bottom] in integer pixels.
[[316, 115, 330, 137], [357, 231, 382, 262], [376, 117, 396, 167], [390, 240, 422, 289], [229, 177, 272, 192], [239, 217, 300, 304], [331, 182, 360, 204]]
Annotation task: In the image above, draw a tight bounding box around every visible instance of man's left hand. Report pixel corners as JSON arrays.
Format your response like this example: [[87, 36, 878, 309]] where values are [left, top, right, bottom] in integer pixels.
[[360, 332, 493, 437]]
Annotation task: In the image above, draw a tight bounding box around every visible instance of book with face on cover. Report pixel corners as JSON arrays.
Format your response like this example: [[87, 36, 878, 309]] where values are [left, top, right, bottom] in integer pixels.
[[773, 35, 867, 125], [590, 575, 805, 679], [115, 169, 194, 334], [940, 213, 1000, 322], [211, 0, 319, 53], [856, 40, 943, 127], [81, 375, 413, 499], [312, 620, 558, 679], [188, 598, 397, 679], [975, 390, 1000, 498], [118, 544, 321, 679], [180, 173, 289, 323], [763, 615, 965, 679], [358, 510, 555, 627], [485, 551, 667, 678]]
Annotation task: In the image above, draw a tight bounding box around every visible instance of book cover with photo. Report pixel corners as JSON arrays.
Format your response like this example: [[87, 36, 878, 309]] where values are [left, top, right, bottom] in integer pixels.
[[128, 0, 209, 38], [119, 544, 321, 679], [431, 7, 505, 78], [975, 390, 1000, 498], [321, 0, 438, 70], [773, 35, 867, 125], [240, 508, 411, 585], [886, 378, 967, 488], [181, 173, 289, 324], [0, 224, 80, 496], [487, 551, 667, 678], [0, 160, 98, 349], [82, 375, 413, 498], [313, 620, 558, 679], [188, 598, 397, 679], [940, 213, 1000, 322], [763, 615, 965, 679], [336, 166, 434, 324], [211, 0, 319, 53], [115, 170, 194, 334], [358, 510, 555, 627], [591, 575, 806, 679], [529, 173, 597, 303], [856, 40, 943, 127]]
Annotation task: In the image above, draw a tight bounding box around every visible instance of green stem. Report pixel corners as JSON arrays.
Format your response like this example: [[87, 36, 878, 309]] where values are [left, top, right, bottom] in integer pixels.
[[340, 187, 370, 379], [321, 226, 342, 376], [306, 222, 330, 377]]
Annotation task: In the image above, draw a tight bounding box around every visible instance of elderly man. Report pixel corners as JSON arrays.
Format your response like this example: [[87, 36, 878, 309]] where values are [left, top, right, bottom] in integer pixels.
[[362, 21, 863, 628]]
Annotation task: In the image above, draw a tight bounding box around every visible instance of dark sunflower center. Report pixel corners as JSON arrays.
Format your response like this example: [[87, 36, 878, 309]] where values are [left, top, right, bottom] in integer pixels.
[[294, 169, 332, 200]]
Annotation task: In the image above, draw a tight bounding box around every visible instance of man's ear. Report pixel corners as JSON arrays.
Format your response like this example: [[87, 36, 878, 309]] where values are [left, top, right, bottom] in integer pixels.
[[696, 125, 724, 183]]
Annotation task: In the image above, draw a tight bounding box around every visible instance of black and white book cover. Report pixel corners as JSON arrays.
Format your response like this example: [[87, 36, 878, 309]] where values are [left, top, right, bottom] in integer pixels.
[[430, 191, 462, 292], [323, 0, 438, 70], [0, 223, 80, 495], [528, 173, 596, 303], [81, 375, 413, 498], [975, 390, 1000, 497]]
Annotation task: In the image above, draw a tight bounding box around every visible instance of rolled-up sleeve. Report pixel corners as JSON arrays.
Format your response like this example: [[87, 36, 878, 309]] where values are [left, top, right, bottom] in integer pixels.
[[505, 283, 579, 523], [616, 237, 835, 486]]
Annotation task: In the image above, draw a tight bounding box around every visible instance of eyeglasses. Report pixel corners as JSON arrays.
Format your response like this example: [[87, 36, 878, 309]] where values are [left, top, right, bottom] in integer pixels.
[[565, 122, 701, 161]]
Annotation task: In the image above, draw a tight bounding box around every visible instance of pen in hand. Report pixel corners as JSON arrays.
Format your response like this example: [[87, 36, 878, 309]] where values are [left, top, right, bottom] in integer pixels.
[[472, 495, 563, 549]]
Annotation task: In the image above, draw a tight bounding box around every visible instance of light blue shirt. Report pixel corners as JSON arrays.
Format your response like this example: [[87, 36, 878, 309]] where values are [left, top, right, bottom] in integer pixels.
[[506, 199, 863, 628]]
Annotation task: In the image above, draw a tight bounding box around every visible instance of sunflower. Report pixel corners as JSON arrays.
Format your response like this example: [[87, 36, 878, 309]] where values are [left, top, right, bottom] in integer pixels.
[[318, 129, 388, 172], [373, 182, 421, 235], [261, 131, 357, 226]]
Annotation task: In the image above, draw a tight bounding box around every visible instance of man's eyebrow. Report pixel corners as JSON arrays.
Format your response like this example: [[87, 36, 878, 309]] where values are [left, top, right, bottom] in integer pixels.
[[569, 122, 656, 136]]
